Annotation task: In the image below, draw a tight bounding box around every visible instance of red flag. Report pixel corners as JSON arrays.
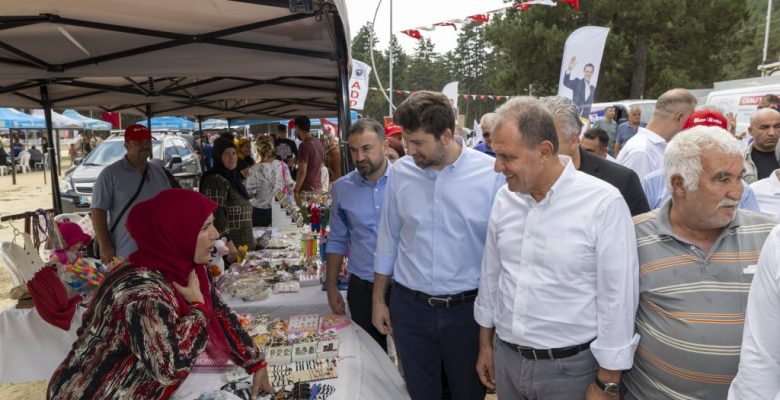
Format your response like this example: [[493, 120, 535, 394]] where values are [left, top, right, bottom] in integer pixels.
[[319, 119, 338, 137], [101, 112, 120, 129], [434, 22, 458, 30], [479, 95, 486, 101], [496, 96, 504, 101], [467, 14, 490, 23], [463, 94, 469, 100], [560, 0, 580, 10], [401, 29, 422, 40]]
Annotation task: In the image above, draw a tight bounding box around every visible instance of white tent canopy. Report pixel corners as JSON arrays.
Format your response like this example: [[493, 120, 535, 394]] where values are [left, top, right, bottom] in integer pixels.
[[30, 109, 84, 129], [0, 0, 351, 120]]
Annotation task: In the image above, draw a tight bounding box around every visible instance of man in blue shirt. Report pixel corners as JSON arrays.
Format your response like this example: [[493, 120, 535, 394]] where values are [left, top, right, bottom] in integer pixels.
[[474, 112, 497, 157], [614, 106, 645, 156], [325, 118, 392, 350], [372, 91, 504, 400]]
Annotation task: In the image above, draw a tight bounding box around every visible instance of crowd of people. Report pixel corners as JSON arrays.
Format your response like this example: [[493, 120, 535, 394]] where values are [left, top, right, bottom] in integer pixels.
[[42, 85, 780, 399]]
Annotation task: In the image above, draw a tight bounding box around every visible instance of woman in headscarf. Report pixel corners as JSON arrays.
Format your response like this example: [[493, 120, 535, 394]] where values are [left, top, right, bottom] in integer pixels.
[[200, 136, 253, 263], [48, 189, 272, 399], [235, 136, 255, 179], [246, 136, 294, 227]]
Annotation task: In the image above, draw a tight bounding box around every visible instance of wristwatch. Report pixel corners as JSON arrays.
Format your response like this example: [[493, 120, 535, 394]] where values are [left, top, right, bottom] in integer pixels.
[[595, 377, 620, 397]]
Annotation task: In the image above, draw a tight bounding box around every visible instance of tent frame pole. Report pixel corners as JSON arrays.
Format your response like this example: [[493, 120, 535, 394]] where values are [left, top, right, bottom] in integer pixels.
[[41, 85, 62, 213]]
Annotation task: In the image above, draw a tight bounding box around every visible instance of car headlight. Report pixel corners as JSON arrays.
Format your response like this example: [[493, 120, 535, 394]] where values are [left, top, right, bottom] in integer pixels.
[[60, 178, 72, 192]]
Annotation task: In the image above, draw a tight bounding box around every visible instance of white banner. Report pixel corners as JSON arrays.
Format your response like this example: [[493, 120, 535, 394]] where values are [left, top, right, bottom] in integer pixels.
[[557, 26, 610, 118], [472, 119, 482, 148], [349, 60, 371, 110], [442, 81, 459, 114]]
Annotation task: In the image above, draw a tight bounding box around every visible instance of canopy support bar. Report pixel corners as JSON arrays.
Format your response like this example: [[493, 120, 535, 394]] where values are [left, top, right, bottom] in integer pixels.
[[40, 85, 63, 213]]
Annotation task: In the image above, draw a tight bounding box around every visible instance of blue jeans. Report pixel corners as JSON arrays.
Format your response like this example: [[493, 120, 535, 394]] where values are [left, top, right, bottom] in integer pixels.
[[389, 284, 485, 400]]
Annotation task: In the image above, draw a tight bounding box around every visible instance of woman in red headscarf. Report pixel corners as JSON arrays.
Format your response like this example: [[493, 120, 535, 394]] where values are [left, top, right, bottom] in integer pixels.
[[48, 189, 272, 399]]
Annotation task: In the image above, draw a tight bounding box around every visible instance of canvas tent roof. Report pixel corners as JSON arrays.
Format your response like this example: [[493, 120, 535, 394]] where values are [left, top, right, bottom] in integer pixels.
[[61, 109, 112, 130], [30, 109, 84, 129], [0, 108, 45, 129], [0, 0, 351, 120]]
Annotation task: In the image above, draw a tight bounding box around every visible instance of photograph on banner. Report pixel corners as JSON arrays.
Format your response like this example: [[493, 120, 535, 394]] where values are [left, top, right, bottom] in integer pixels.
[[349, 59, 371, 110], [557, 26, 610, 118]]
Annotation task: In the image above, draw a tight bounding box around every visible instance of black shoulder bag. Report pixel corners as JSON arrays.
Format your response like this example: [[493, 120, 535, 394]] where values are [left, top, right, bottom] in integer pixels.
[[87, 166, 148, 259]]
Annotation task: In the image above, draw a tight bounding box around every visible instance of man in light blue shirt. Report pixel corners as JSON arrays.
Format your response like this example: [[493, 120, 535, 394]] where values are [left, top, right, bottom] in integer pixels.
[[325, 118, 392, 350], [372, 91, 504, 400]]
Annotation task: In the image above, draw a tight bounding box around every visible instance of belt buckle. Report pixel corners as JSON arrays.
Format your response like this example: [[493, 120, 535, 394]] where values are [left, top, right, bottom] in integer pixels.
[[427, 296, 452, 307]]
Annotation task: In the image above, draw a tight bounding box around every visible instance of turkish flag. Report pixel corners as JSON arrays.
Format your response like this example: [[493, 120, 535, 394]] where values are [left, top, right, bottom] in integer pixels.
[[467, 14, 490, 23], [560, 0, 580, 10], [434, 22, 458, 30], [319, 119, 338, 137], [401, 29, 422, 40], [102, 112, 120, 129]]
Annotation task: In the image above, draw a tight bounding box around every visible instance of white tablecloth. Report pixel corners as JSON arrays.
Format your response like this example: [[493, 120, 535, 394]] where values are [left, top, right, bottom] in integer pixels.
[[0, 307, 84, 384], [174, 322, 409, 400]]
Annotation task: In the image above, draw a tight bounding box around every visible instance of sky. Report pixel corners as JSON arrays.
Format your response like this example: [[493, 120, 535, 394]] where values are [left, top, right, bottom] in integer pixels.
[[344, 0, 509, 54]]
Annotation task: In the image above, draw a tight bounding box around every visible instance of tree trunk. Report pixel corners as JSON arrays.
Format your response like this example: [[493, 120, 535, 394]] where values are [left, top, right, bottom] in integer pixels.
[[630, 36, 648, 99]]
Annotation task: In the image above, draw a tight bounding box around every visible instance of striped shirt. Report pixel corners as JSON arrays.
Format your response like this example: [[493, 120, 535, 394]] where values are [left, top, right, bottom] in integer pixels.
[[623, 200, 776, 399]]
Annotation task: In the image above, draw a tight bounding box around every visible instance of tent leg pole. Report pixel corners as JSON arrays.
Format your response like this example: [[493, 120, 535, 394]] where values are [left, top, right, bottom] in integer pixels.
[[41, 85, 62, 214], [334, 15, 352, 175], [146, 104, 152, 130]]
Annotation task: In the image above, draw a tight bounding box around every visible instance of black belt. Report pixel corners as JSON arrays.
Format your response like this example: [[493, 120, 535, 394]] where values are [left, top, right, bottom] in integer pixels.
[[394, 283, 478, 308], [349, 275, 375, 290], [500, 337, 594, 360]]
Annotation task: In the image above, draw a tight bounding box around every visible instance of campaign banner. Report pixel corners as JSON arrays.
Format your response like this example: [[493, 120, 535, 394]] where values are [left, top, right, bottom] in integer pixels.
[[557, 26, 610, 117], [349, 59, 371, 110], [442, 81, 459, 114]]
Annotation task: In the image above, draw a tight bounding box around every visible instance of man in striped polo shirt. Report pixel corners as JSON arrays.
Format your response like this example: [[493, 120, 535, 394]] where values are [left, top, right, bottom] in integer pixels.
[[622, 125, 777, 399]]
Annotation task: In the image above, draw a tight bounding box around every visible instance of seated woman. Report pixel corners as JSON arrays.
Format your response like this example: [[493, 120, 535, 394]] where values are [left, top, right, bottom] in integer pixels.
[[200, 137, 253, 263], [47, 189, 273, 399], [246, 136, 294, 227]]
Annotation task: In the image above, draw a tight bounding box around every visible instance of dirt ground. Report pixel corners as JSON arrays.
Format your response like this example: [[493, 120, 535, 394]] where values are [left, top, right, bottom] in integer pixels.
[[0, 164, 68, 399]]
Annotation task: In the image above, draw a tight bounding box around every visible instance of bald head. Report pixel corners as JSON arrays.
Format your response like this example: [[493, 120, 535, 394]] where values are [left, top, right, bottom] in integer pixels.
[[749, 108, 780, 152], [648, 88, 697, 139]]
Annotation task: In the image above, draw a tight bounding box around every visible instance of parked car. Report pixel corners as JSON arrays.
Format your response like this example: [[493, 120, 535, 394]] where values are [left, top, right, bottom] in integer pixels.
[[589, 100, 657, 125], [60, 133, 202, 212]]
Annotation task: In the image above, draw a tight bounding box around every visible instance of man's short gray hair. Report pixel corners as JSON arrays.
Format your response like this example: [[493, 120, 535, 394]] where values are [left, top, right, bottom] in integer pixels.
[[538, 96, 580, 140], [480, 112, 498, 132], [664, 126, 743, 192], [495, 96, 559, 152]]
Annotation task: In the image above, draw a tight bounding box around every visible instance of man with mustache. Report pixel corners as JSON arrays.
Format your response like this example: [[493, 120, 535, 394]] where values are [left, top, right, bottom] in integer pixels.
[[325, 118, 392, 350], [372, 91, 504, 400], [621, 126, 777, 399]]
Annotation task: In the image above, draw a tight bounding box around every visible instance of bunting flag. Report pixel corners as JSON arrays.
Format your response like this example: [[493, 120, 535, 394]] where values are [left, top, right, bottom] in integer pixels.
[[433, 22, 458, 30], [517, 0, 556, 11], [467, 14, 490, 23], [401, 29, 422, 40], [399, 2, 578, 41]]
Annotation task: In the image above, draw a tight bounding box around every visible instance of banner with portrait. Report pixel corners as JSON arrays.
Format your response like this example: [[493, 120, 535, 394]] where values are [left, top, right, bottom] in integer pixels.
[[349, 59, 371, 110], [557, 26, 610, 118]]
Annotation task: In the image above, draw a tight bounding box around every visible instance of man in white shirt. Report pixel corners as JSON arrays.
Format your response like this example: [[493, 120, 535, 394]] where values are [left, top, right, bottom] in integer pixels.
[[749, 169, 780, 218], [729, 225, 780, 399], [474, 96, 640, 399], [616, 88, 697, 179]]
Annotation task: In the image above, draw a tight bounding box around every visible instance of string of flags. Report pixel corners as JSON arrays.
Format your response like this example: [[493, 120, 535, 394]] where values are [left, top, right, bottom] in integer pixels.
[[369, 87, 514, 102], [401, 0, 579, 40]]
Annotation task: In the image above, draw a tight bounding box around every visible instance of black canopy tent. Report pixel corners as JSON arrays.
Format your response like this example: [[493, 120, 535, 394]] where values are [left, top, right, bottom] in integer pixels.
[[0, 0, 352, 213]]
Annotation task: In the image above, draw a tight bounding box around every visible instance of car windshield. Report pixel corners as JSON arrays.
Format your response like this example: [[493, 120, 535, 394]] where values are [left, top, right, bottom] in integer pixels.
[[82, 140, 162, 166]]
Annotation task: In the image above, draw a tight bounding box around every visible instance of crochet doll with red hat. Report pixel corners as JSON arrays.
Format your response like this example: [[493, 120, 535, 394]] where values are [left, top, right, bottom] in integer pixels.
[[50, 220, 92, 265]]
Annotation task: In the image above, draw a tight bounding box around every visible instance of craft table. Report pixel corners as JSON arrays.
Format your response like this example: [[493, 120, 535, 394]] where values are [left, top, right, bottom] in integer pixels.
[[224, 284, 334, 318], [174, 322, 410, 400]]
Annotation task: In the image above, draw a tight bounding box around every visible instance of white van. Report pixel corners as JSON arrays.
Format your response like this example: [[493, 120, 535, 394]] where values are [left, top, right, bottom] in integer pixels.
[[589, 100, 657, 125], [705, 84, 780, 135]]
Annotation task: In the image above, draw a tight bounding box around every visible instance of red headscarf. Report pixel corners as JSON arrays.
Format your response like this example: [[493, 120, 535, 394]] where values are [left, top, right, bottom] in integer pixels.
[[126, 188, 230, 362]]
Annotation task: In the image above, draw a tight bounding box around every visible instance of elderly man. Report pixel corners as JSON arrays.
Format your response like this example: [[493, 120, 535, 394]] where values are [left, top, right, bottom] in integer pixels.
[[729, 225, 780, 399], [743, 107, 780, 183], [475, 96, 639, 399], [540, 96, 649, 216], [617, 89, 697, 179], [592, 106, 617, 154], [614, 106, 643, 156], [91, 125, 173, 264], [622, 126, 777, 399], [373, 91, 504, 400], [325, 118, 391, 350], [474, 112, 497, 157], [641, 110, 761, 211]]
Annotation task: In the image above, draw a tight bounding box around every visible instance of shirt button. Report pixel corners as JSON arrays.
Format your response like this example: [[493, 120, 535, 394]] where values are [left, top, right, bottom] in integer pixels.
[[690, 245, 696, 250]]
